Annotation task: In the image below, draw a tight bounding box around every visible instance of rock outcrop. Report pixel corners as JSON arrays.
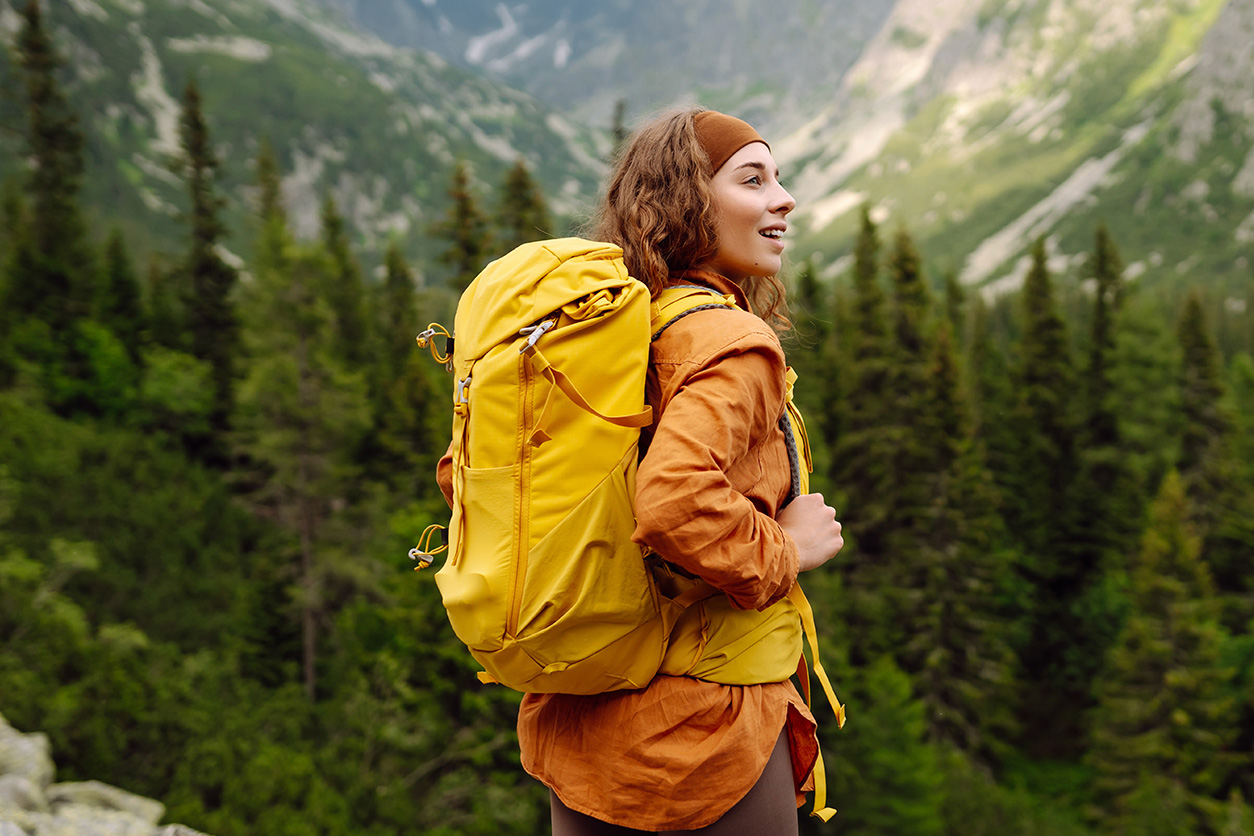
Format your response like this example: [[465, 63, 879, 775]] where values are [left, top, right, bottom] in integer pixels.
[[0, 712, 211, 836]]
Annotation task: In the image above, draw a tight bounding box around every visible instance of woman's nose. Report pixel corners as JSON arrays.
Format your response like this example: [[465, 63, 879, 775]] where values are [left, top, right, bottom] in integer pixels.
[[773, 185, 796, 215]]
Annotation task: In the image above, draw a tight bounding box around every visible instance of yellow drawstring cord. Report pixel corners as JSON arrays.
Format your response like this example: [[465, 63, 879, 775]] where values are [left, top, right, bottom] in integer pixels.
[[408, 524, 447, 570], [415, 323, 453, 370]]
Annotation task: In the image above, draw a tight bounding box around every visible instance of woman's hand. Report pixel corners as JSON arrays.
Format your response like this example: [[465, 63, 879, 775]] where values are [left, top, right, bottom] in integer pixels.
[[777, 493, 843, 572]]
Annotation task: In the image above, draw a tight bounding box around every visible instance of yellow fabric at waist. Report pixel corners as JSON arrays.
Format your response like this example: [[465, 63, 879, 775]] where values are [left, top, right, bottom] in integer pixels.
[[652, 567, 803, 685]]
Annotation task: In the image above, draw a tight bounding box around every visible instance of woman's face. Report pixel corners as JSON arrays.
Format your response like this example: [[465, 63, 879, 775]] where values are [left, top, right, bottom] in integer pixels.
[[701, 142, 795, 283]]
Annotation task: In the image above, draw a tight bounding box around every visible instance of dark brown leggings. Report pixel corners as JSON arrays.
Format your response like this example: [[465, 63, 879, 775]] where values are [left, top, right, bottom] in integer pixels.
[[549, 731, 799, 836]]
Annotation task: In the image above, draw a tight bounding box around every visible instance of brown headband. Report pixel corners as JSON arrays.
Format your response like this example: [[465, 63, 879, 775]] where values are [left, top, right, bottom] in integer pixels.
[[694, 111, 769, 174]]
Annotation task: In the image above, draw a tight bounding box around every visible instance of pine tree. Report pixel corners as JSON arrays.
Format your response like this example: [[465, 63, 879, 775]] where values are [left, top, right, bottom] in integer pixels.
[[96, 229, 145, 365], [1177, 292, 1230, 517], [785, 261, 831, 443], [1008, 238, 1076, 557], [1007, 237, 1081, 753], [1175, 293, 1253, 632], [432, 161, 492, 292], [902, 322, 1019, 763], [885, 225, 933, 534], [144, 258, 183, 352], [779, 259, 835, 494], [495, 157, 551, 252], [253, 137, 286, 270], [370, 236, 442, 493], [878, 225, 945, 653], [1087, 470, 1240, 836], [830, 206, 897, 661], [943, 271, 965, 340], [178, 79, 237, 445], [380, 239, 417, 383], [6, 0, 91, 332], [967, 296, 1014, 457], [1069, 225, 1136, 528], [611, 99, 629, 160], [1054, 226, 1141, 725], [319, 194, 368, 369], [0, 180, 22, 279], [234, 177, 371, 701], [378, 349, 443, 499]]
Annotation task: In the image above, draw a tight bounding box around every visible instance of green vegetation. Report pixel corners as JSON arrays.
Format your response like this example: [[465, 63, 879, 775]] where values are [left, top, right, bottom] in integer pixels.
[[0, 0, 600, 282], [784, 199, 1253, 835]]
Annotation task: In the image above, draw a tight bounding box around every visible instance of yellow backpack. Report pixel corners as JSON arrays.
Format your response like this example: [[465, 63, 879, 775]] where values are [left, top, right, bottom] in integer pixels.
[[413, 238, 844, 818]]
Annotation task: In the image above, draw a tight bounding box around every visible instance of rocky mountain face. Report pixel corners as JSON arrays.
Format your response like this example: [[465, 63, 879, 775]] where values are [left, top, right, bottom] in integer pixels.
[[309, 0, 896, 127], [775, 0, 1254, 296], [314, 0, 1253, 298], [2, 0, 1249, 296], [0, 0, 604, 276], [0, 712, 210, 836]]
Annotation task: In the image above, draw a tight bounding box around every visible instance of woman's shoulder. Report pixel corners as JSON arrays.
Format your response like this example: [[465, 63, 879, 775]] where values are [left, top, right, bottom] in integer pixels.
[[651, 304, 784, 369]]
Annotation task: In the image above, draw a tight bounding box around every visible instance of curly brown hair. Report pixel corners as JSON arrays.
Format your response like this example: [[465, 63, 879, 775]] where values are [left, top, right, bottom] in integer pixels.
[[590, 107, 790, 332]]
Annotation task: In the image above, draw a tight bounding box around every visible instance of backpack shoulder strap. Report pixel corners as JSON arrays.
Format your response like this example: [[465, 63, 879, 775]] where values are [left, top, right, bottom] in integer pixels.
[[650, 284, 739, 341]]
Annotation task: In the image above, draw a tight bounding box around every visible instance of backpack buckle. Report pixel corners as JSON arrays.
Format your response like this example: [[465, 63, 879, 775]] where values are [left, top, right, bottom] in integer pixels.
[[519, 317, 557, 353]]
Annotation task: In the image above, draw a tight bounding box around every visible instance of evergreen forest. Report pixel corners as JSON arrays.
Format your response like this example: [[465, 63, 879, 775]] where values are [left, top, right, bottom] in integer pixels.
[[1, 3, 1252, 834]]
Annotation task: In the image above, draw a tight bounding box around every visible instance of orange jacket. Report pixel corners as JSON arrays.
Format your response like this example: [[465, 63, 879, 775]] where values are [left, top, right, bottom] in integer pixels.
[[632, 270, 799, 611]]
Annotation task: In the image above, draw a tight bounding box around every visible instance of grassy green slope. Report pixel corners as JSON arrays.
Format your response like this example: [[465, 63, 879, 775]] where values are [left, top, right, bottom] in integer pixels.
[[0, 0, 604, 279], [794, 0, 1251, 300]]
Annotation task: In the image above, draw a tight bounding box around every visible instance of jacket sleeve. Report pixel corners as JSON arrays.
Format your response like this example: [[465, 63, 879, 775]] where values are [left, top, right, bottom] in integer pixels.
[[436, 443, 454, 509], [631, 326, 799, 611]]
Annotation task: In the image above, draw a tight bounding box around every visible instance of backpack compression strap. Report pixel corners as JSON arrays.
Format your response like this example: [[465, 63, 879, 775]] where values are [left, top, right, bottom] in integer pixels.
[[520, 313, 653, 447], [521, 285, 737, 447]]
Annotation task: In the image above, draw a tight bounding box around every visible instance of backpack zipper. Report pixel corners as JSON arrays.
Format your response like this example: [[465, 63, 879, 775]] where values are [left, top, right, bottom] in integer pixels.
[[508, 349, 536, 637]]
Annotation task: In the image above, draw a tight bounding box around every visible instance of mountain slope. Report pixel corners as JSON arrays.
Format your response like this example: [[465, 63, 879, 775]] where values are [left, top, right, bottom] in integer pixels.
[[309, 0, 896, 127], [0, 0, 604, 277], [778, 0, 1254, 299]]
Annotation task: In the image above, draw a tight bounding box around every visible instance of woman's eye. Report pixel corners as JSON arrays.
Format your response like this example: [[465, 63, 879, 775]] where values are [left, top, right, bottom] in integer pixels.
[[744, 175, 762, 186]]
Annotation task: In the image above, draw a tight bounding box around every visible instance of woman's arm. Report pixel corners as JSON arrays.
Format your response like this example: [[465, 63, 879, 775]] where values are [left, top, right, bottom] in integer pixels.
[[632, 333, 799, 611]]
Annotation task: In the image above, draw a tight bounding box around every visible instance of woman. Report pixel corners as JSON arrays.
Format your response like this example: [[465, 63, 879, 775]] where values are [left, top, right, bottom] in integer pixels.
[[519, 109, 845, 834]]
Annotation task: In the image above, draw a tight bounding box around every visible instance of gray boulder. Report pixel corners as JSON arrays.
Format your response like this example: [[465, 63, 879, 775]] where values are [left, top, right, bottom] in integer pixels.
[[0, 712, 215, 836], [47, 782, 163, 825], [0, 774, 47, 814], [0, 715, 54, 790], [3, 806, 155, 836]]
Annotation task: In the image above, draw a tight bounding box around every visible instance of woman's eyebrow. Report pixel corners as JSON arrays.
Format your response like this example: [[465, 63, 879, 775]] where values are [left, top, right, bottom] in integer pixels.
[[732, 160, 781, 178]]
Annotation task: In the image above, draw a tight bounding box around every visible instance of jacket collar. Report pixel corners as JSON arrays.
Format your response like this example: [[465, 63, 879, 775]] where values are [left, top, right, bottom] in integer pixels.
[[669, 269, 750, 311]]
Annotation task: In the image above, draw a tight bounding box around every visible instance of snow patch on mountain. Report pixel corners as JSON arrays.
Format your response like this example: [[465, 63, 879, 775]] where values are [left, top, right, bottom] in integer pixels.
[[0, 3, 22, 37], [486, 32, 548, 73], [283, 141, 348, 239], [466, 3, 518, 65], [454, 110, 518, 163], [167, 35, 272, 61], [129, 23, 182, 157], [544, 114, 605, 177], [260, 0, 399, 58], [962, 120, 1153, 286], [1236, 211, 1254, 244], [1235, 147, 1254, 198], [789, 103, 905, 231], [66, 0, 108, 20]]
